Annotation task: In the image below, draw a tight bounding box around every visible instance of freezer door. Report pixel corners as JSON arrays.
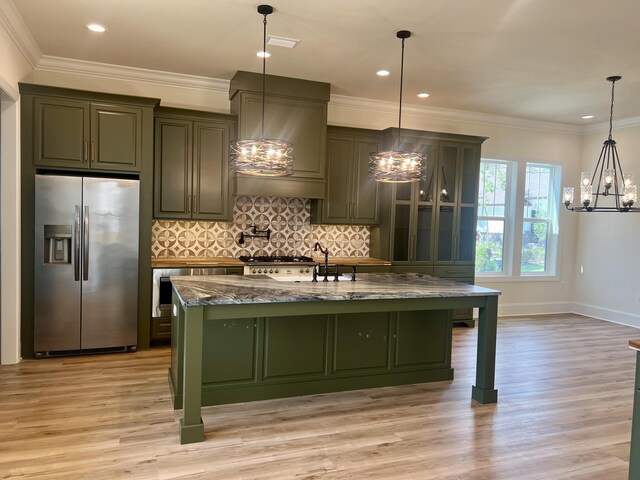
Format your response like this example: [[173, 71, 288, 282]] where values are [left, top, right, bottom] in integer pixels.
[[34, 175, 82, 353], [81, 177, 139, 349]]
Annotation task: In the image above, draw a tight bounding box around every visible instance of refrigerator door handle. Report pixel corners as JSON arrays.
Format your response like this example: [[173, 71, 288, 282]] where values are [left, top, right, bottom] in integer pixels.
[[83, 206, 90, 281], [74, 205, 81, 281]]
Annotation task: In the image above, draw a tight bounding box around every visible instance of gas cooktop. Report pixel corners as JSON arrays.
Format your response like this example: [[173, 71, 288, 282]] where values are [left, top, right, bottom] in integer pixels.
[[239, 255, 314, 264], [239, 255, 316, 277]]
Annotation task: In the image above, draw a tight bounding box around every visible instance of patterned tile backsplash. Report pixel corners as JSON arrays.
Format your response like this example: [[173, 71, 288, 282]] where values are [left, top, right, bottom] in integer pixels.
[[151, 195, 370, 258]]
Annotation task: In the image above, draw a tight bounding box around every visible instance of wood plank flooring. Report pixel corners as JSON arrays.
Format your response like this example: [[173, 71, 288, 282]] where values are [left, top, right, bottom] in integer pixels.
[[0, 314, 637, 479]]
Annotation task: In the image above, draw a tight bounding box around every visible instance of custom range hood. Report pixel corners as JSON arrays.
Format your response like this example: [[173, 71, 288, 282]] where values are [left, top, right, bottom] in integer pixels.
[[229, 71, 330, 199]]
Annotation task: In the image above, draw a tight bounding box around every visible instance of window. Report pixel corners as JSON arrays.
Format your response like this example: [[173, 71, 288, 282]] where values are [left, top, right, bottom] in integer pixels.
[[476, 161, 513, 273], [476, 159, 560, 277]]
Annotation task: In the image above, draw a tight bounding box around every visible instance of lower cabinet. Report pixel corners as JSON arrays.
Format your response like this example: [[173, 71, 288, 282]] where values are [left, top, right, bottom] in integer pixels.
[[334, 312, 390, 372], [170, 309, 453, 408], [202, 318, 257, 384]]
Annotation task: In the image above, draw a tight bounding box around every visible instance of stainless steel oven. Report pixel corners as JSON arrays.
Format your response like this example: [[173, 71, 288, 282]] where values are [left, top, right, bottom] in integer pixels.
[[152, 268, 226, 318]]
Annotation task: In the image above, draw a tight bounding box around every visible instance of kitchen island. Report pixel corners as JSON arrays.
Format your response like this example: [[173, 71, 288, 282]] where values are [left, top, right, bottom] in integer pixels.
[[169, 272, 500, 444]]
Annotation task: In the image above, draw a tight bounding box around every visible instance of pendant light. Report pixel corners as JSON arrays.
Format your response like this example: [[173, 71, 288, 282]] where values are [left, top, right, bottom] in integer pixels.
[[562, 76, 638, 212], [369, 30, 426, 183], [230, 5, 294, 177]]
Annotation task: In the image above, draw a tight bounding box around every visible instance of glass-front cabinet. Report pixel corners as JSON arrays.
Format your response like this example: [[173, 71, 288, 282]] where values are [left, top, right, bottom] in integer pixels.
[[435, 142, 481, 266], [372, 129, 487, 325], [391, 159, 436, 263]]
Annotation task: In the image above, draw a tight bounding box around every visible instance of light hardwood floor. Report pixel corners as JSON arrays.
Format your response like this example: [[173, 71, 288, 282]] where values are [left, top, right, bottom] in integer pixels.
[[1, 314, 637, 479]]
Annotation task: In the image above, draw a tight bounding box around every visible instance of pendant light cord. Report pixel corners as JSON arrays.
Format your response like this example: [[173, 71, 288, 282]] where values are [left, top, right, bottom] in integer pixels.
[[608, 78, 616, 140], [261, 12, 267, 140], [397, 36, 405, 151]]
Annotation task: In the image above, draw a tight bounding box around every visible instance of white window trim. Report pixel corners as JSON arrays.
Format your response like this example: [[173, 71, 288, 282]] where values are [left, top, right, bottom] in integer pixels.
[[476, 158, 561, 280], [476, 159, 517, 278]]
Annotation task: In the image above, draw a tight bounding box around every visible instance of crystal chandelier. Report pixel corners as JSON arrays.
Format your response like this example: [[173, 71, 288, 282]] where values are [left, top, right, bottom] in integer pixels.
[[562, 76, 638, 212], [230, 5, 293, 177], [369, 30, 426, 183]]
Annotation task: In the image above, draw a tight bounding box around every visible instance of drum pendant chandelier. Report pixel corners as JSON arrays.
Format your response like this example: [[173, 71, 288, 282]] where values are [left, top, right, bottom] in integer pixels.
[[230, 5, 294, 177], [562, 76, 638, 212], [369, 30, 426, 183]]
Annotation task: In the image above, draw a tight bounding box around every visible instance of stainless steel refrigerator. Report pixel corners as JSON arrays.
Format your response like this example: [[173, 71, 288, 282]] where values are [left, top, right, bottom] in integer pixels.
[[34, 174, 139, 356]]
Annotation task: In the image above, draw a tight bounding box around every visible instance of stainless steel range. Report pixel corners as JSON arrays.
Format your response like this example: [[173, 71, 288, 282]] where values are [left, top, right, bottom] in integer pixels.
[[239, 255, 317, 278]]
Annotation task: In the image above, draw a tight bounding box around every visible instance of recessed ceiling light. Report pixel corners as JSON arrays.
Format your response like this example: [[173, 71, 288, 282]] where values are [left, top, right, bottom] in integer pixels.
[[582, 115, 594, 119], [377, 70, 390, 77], [256, 51, 271, 58], [417, 92, 430, 98], [87, 23, 107, 33]]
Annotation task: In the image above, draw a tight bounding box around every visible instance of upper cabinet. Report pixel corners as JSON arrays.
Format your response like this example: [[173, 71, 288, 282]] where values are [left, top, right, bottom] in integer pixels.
[[229, 71, 330, 199], [21, 85, 156, 173], [153, 108, 235, 221], [373, 129, 487, 267], [434, 142, 482, 266], [311, 126, 381, 225]]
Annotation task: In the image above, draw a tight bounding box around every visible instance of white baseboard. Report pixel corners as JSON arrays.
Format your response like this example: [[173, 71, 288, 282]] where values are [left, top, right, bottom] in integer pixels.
[[485, 301, 640, 329], [493, 301, 574, 318], [572, 302, 640, 329]]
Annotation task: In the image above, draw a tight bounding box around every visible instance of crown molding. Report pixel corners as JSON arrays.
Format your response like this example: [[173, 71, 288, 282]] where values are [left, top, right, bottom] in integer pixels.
[[582, 115, 640, 136], [0, 0, 41, 68], [31, 55, 638, 138], [36, 55, 230, 93], [0, 73, 18, 100], [329, 94, 583, 136]]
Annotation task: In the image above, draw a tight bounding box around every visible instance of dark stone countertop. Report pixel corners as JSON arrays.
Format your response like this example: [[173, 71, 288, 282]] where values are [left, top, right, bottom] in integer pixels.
[[171, 272, 501, 307]]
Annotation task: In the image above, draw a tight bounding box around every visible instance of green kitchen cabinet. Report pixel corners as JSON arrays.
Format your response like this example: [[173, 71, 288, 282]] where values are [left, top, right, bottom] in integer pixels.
[[371, 128, 487, 325], [229, 71, 330, 199], [202, 317, 257, 384], [153, 108, 235, 221], [311, 127, 381, 225], [373, 128, 486, 267], [376, 129, 438, 264], [333, 312, 391, 372], [170, 303, 455, 409], [263, 315, 329, 379], [31, 95, 144, 172], [395, 310, 451, 369], [434, 142, 482, 266]]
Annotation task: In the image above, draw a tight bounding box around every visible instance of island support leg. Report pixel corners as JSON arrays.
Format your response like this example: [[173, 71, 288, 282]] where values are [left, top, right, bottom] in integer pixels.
[[472, 295, 498, 404], [180, 305, 205, 444], [630, 351, 640, 480]]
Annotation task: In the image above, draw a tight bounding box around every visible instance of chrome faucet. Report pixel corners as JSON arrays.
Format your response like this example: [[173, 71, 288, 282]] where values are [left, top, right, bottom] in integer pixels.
[[314, 242, 329, 282]]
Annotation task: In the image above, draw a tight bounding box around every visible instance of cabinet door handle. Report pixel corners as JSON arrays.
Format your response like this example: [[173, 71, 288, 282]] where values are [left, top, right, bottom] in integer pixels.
[[90, 141, 95, 162], [454, 235, 459, 261], [193, 194, 197, 214], [410, 234, 416, 260], [187, 195, 191, 214], [83, 141, 89, 162]]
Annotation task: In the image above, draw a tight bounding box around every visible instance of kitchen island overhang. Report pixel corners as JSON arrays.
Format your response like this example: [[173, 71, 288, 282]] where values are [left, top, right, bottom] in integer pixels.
[[169, 273, 501, 444]]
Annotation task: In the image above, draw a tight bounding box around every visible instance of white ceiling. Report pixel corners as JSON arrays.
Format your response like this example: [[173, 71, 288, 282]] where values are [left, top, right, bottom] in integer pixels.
[[11, 0, 640, 125]]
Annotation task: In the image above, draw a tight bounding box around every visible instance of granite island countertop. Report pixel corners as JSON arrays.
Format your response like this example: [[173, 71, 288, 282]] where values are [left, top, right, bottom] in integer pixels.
[[171, 272, 500, 307]]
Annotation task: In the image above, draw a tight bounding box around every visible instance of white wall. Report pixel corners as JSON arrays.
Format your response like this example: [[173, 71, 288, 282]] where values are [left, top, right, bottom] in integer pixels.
[[0, 2, 34, 364], [572, 124, 640, 327]]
